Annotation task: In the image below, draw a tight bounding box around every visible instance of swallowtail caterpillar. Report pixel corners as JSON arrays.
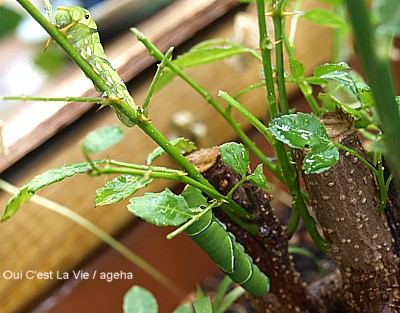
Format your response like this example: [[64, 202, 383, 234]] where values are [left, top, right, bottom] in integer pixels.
[[185, 210, 270, 296], [53, 6, 137, 127]]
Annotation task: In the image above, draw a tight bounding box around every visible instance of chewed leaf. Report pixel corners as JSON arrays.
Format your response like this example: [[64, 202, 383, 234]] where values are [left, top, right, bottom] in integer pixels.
[[123, 286, 158, 313], [82, 125, 124, 154], [2, 161, 99, 221], [269, 113, 330, 149], [246, 164, 271, 190], [95, 175, 153, 206], [303, 144, 339, 174], [219, 142, 249, 178], [146, 137, 196, 165], [128, 189, 195, 226]]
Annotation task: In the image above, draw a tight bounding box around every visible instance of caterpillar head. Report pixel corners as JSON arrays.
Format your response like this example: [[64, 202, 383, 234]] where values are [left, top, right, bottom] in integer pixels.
[[55, 6, 94, 28]]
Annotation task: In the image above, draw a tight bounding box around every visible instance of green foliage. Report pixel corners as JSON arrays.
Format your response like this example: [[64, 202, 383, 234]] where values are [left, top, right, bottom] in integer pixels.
[[156, 39, 260, 90], [0, 6, 22, 39], [302, 9, 348, 30], [246, 164, 271, 190], [146, 137, 196, 165], [123, 286, 158, 313], [128, 188, 198, 226], [95, 175, 153, 206], [219, 142, 249, 178], [193, 297, 213, 313], [269, 113, 339, 174], [82, 125, 124, 154], [2, 161, 101, 221]]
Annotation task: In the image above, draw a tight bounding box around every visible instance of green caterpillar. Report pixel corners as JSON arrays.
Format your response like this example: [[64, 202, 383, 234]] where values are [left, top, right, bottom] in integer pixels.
[[54, 6, 137, 127], [185, 211, 270, 296]]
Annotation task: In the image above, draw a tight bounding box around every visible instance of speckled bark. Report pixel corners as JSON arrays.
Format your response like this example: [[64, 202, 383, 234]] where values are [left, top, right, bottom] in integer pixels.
[[187, 148, 343, 313], [295, 111, 400, 312]]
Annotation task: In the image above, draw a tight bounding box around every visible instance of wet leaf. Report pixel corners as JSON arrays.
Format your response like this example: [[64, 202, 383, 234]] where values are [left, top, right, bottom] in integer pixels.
[[82, 125, 123, 154], [303, 144, 339, 174], [95, 175, 153, 206], [246, 164, 271, 190], [269, 113, 330, 149], [128, 189, 194, 226], [219, 142, 250, 178], [123, 286, 158, 313], [146, 137, 196, 165], [313, 62, 350, 77]]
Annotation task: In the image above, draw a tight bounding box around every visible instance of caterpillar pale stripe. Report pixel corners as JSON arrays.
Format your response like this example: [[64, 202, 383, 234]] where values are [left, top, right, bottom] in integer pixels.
[[185, 210, 270, 296], [54, 6, 137, 127]]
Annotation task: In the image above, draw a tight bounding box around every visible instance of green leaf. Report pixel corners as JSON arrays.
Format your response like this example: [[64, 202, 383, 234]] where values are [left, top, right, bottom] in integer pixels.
[[146, 137, 196, 165], [318, 93, 372, 128], [181, 186, 208, 210], [173, 304, 194, 313], [269, 113, 330, 149], [302, 9, 348, 30], [303, 144, 339, 174], [313, 62, 350, 77], [95, 175, 153, 206], [375, 0, 400, 36], [289, 57, 305, 79], [193, 297, 212, 313], [219, 142, 249, 178], [316, 0, 343, 6], [123, 286, 158, 313], [156, 40, 260, 90], [246, 164, 271, 190], [82, 125, 124, 154], [2, 161, 98, 221], [128, 189, 195, 226]]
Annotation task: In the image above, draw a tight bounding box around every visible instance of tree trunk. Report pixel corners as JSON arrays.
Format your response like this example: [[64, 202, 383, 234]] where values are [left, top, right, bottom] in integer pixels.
[[295, 110, 400, 312]]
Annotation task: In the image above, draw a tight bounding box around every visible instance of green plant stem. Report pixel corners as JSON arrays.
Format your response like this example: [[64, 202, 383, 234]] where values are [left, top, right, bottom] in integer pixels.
[[142, 47, 174, 117], [131, 28, 277, 186], [345, 0, 400, 181], [97, 164, 258, 234], [1, 95, 106, 104], [0, 179, 183, 297], [256, 0, 325, 250], [272, 1, 290, 115]]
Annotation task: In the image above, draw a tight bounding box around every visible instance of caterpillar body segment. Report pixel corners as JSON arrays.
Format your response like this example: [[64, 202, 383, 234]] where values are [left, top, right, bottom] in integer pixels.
[[185, 211, 270, 296], [54, 6, 136, 127]]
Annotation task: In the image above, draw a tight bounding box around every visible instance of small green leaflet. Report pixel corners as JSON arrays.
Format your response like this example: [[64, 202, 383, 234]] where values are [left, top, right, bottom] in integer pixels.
[[128, 189, 198, 226], [219, 142, 249, 178], [318, 93, 372, 128], [289, 57, 305, 79], [173, 304, 194, 313], [269, 113, 339, 174], [302, 9, 348, 30], [193, 297, 213, 313], [95, 175, 153, 206], [155, 39, 260, 90], [2, 161, 100, 221], [123, 286, 158, 313], [246, 164, 271, 190], [146, 137, 196, 165], [313, 62, 350, 77], [82, 125, 124, 154]]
